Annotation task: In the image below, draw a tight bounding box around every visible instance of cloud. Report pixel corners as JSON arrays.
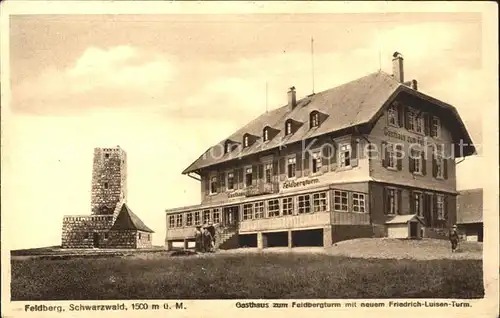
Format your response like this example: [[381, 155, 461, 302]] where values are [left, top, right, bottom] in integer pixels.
[[12, 46, 176, 114]]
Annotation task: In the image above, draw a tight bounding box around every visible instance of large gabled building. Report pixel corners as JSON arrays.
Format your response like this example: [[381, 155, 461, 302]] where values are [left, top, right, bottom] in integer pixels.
[[165, 52, 476, 250]]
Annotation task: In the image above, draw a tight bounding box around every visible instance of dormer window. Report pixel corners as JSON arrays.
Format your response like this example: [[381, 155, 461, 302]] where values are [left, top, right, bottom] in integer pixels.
[[243, 135, 250, 148], [310, 111, 320, 128], [263, 128, 269, 142], [224, 140, 232, 154], [285, 120, 293, 136]]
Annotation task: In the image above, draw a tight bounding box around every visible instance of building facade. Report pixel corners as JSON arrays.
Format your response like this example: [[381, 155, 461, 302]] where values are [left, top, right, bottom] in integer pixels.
[[61, 146, 154, 249], [165, 52, 476, 250], [456, 188, 483, 242]]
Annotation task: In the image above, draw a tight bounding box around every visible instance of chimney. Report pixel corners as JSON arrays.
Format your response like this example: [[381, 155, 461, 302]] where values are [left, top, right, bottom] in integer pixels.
[[392, 52, 404, 83], [288, 86, 297, 110], [411, 79, 418, 90]]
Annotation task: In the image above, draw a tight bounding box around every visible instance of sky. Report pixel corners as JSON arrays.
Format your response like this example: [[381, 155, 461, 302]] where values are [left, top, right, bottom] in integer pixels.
[[1, 11, 493, 249]]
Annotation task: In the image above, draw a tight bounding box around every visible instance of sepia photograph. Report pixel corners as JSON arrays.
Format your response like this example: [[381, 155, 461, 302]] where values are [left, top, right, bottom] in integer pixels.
[[1, 1, 498, 317]]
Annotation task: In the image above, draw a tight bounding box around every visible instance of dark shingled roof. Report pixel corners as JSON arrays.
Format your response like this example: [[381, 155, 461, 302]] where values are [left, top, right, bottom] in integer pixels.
[[183, 70, 475, 174], [111, 203, 154, 233], [456, 188, 483, 224]]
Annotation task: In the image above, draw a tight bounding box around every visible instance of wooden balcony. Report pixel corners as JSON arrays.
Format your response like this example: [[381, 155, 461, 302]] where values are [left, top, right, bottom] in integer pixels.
[[245, 180, 279, 197]]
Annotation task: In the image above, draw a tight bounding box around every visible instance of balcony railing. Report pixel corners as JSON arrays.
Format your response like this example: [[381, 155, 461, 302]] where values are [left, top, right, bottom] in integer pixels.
[[245, 180, 279, 197]]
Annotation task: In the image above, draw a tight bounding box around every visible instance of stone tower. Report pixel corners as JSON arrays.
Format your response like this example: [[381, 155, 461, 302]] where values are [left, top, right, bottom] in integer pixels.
[[90, 146, 127, 215]]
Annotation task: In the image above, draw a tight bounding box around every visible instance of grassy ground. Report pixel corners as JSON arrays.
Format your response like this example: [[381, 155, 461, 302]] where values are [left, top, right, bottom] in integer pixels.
[[11, 252, 483, 300]]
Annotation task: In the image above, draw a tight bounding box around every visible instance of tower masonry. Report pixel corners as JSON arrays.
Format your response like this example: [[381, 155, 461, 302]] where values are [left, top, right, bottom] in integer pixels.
[[91, 146, 127, 216], [61, 145, 153, 249]]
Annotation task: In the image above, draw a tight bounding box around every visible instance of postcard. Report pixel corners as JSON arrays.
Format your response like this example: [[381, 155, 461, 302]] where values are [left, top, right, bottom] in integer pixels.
[[1, 1, 498, 318]]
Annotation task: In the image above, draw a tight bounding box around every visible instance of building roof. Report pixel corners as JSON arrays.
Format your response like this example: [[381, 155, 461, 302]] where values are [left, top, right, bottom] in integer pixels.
[[183, 70, 476, 175], [110, 203, 155, 233], [385, 214, 425, 225], [456, 188, 483, 224]]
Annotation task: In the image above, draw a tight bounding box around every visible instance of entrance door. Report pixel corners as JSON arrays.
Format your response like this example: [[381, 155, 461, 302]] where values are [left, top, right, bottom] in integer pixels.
[[409, 222, 418, 238], [93, 232, 100, 248]]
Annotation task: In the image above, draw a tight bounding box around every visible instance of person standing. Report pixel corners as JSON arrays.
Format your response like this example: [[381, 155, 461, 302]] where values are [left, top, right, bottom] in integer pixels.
[[194, 226, 202, 253], [449, 224, 459, 253], [203, 227, 213, 253]]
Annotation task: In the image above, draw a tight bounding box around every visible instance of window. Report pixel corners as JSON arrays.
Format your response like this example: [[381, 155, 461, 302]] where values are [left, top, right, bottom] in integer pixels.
[[285, 121, 293, 135], [310, 112, 320, 128], [282, 197, 294, 215], [203, 210, 211, 224], [333, 190, 348, 212], [169, 215, 175, 228], [186, 212, 193, 226], [339, 144, 351, 168], [385, 143, 398, 170], [313, 192, 327, 212], [436, 195, 445, 220], [104, 182, 109, 189], [407, 108, 415, 131], [311, 151, 322, 174], [410, 149, 422, 174], [210, 176, 218, 194], [103, 232, 109, 240], [407, 108, 424, 134], [139, 233, 142, 240], [413, 192, 423, 217], [386, 188, 398, 215], [105, 153, 110, 158], [87, 232, 92, 239], [254, 202, 264, 219], [431, 116, 441, 138], [194, 211, 201, 226], [268, 199, 280, 217], [387, 104, 398, 126], [263, 129, 269, 142], [415, 114, 423, 134], [176, 214, 183, 227], [435, 145, 444, 179], [243, 135, 250, 148], [298, 195, 311, 214], [213, 209, 221, 224], [245, 167, 253, 187], [243, 204, 253, 220], [352, 193, 366, 213], [264, 163, 273, 183], [227, 172, 235, 190], [225, 142, 231, 154], [287, 156, 296, 178]]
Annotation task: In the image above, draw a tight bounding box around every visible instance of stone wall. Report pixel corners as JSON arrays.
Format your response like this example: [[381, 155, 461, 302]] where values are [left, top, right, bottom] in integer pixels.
[[91, 147, 127, 215], [106, 230, 137, 248], [61, 215, 114, 248]]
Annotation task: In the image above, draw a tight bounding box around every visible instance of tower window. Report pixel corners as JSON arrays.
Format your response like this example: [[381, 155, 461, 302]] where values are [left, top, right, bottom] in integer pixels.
[[105, 154, 110, 158]]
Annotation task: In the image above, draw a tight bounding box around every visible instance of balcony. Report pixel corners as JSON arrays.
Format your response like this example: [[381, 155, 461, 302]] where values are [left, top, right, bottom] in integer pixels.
[[245, 180, 279, 197]]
